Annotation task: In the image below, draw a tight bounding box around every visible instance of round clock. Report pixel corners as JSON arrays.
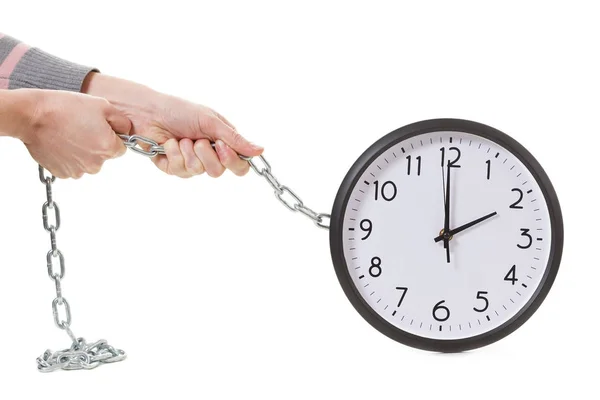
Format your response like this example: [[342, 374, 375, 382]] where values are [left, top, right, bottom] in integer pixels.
[[329, 119, 563, 352]]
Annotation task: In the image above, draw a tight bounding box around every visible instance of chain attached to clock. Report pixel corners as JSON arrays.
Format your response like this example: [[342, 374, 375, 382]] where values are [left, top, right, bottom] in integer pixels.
[[119, 134, 331, 229], [36, 134, 330, 372]]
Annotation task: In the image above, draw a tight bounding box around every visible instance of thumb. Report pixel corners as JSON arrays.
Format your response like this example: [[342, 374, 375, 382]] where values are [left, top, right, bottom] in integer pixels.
[[211, 118, 263, 158], [106, 105, 132, 135], [105, 106, 131, 158]]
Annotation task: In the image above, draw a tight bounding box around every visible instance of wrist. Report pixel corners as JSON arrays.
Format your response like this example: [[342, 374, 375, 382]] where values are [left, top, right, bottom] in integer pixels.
[[0, 89, 41, 141]]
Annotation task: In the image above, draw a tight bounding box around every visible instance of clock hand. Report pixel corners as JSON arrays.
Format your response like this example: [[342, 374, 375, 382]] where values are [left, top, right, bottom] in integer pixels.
[[434, 211, 498, 243], [444, 161, 451, 263], [441, 166, 447, 251]]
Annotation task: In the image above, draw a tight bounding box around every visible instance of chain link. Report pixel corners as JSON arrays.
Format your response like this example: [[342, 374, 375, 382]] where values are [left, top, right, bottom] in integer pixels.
[[118, 134, 165, 157], [244, 155, 331, 229], [36, 165, 126, 372], [118, 135, 330, 229]]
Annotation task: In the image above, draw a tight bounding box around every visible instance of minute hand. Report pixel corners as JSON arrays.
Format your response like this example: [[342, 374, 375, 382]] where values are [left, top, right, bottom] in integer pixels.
[[434, 211, 498, 243]]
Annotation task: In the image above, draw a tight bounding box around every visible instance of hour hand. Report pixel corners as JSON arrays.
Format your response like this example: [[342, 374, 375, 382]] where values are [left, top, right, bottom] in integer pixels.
[[434, 211, 498, 243]]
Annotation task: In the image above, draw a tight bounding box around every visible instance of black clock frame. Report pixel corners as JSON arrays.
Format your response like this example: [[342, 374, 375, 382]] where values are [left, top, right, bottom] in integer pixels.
[[329, 118, 563, 352]]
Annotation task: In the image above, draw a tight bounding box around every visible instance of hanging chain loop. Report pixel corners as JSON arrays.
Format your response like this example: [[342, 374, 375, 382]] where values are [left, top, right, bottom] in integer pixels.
[[36, 165, 126, 372], [118, 135, 331, 229]]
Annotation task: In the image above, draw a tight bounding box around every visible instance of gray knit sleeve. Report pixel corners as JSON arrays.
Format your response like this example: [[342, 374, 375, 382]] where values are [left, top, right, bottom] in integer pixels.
[[0, 34, 98, 92]]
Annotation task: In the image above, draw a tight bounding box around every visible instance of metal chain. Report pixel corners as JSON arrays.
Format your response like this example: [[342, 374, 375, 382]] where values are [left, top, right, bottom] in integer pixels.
[[243, 155, 331, 229], [119, 135, 331, 229], [33, 134, 327, 370], [36, 166, 126, 372]]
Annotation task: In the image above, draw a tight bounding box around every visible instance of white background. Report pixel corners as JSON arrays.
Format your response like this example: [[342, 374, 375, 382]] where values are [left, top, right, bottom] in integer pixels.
[[1, 1, 598, 399]]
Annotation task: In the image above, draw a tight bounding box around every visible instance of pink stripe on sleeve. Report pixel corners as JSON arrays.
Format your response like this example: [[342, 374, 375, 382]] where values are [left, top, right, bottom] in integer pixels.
[[0, 42, 31, 89]]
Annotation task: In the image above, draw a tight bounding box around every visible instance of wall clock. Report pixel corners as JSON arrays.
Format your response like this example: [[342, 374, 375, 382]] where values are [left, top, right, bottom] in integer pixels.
[[329, 118, 563, 352]]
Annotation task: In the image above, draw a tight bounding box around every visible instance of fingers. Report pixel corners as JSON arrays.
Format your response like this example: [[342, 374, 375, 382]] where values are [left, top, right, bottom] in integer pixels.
[[153, 139, 252, 178], [214, 140, 250, 176], [207, 116, 263, 158], [162, 138, 193, 178], [194, 139, 225, 178], [180, 138, 205, 175], [153, 139, 220, 178]]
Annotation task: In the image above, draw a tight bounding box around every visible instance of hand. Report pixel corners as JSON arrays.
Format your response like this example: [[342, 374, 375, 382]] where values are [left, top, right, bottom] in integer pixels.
[[443, 161, 452, 263], [14, 89, 130, 179], [434, 211, 498, 243], [82, 73, 264, 179]]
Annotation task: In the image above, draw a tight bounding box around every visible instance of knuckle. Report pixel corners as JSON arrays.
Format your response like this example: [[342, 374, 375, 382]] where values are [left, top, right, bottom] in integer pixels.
[[116, 145, 127, 157], [189, 162, 205, 175], [86, 163, 102, 175], [235, 165, 250, 177], [193, 139, 210, 153], [207, 165, 225, 178]]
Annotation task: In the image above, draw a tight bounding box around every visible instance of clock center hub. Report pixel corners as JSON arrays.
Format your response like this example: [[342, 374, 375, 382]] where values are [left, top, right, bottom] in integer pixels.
[[440, 229, 453, 241]]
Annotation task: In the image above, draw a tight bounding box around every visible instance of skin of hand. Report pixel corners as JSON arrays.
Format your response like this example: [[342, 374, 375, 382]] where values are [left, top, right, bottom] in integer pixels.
[[82, 73, 264, 178], [0, 88, 130, 179]]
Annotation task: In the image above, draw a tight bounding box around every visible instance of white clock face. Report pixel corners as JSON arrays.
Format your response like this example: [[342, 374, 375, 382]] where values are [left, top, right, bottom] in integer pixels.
[[341, 131, 553, 340]]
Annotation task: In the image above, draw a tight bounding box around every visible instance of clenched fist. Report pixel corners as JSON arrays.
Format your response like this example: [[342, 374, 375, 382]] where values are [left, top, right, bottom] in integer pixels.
[[11, 89, 131, 178]]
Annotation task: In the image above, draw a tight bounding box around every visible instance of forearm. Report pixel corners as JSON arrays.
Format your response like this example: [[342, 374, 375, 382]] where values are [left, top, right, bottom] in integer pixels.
[[0, 34, 96, 91], [82, 72, 159, 113], [0, 89, 36, 139], [82, 72, 179, 134]]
